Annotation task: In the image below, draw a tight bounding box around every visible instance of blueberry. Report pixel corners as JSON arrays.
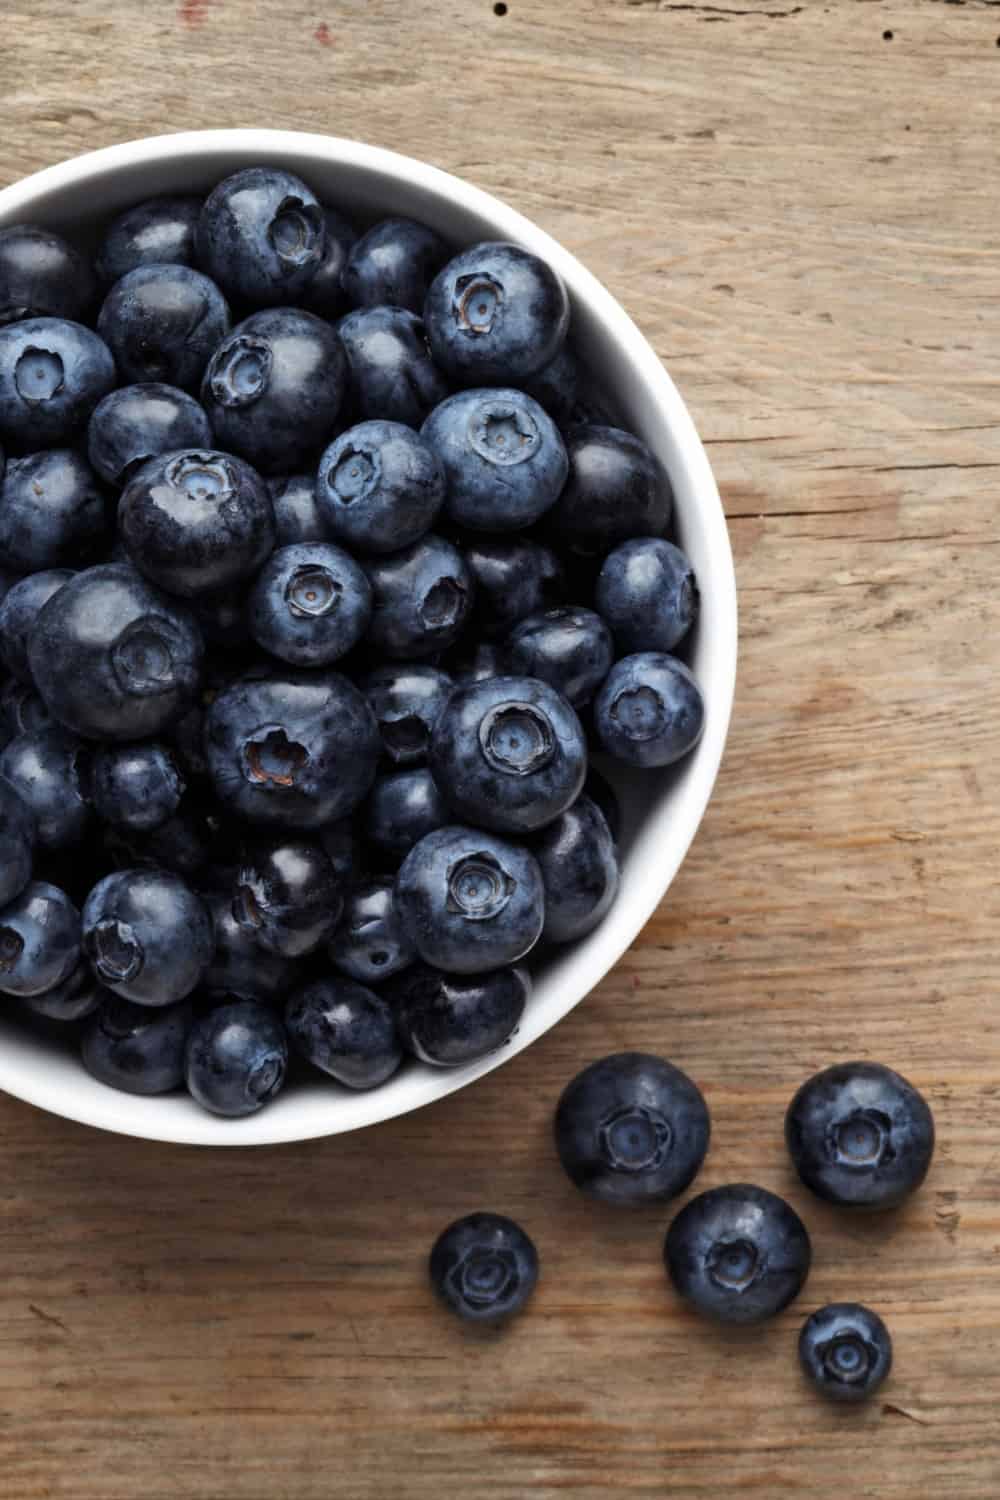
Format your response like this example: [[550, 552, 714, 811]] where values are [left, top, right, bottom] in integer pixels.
[[0, 225, 96, 324], [504, 607, 613, 709], [0, 318, 115, 451], [593, 653, 704, 769], [395, 825, 543, 974], [319, 818, 361, 888], [664, 1184, 812, 1324], [29, 563, 204, 741], [119, 448, 275, 598], [429, 675, 586, 834], [298, 206, 358, 319], [285, 976, 402, 1089], [0, 569, 74, 683], [546, 425, 672, 556], [0, 449, 109, 572], [554, 1053, 708, 1205], [201, 883, 303, 1001], [317, 420, 446, 555], [342, 217, 450, 313], [196, 167, 326, 309], [424, 241, 569, 384], [429, 1212, 538, 1323], [337, 306, 448, 426], [0, 881, 80, 998], [205, 670, 380, 829], [184, 998, 288, 1117], [96, 195, 202, 284], [329, 877, 415, 983], [361, 664, 453, 767], [785, 1062, 935, 1211], [533, 794, 618, 944], [201, 308, 347, 476], [90, 742, 185, 833], [583, 764, 621, 844], [0, 771, 36, 906], [100, 797, 233, 882], [520, 344, 580, 427], [88, 383, 213, 488], [365, 767, 450, 861], [20, 962, 103, 1022], [0, 681, 54, 744], [462, 537, 565, 641], [97, 264, 230, 392], [422, 388, 568, 532], [799, 1303, 893, 1404], [82, 868, 213, 1006], [81, 994, 193, 1095], [389, 961, 529, 1066], [365, 535, 473, 660], [248, 542, 371, 667], [596, 537, 699, 655], [233, 837, 342, 958], [447, 641, 504, 685], [0, 726, 92, 851], [269, 473, 328, 545]]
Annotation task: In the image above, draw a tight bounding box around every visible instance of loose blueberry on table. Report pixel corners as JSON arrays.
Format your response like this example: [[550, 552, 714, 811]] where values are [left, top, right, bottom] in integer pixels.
[[798, 1303, 893, 1403], [429, 1213, 539, 1323], [664, 1184, 812, 1324]]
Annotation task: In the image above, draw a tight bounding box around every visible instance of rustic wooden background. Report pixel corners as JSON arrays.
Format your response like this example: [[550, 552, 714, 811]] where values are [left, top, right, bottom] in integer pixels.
[[1, 1, 998, 1495]]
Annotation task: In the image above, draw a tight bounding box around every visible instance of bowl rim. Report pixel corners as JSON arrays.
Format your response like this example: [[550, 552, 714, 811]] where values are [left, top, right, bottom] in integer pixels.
[[0, 129, 737, 1146]]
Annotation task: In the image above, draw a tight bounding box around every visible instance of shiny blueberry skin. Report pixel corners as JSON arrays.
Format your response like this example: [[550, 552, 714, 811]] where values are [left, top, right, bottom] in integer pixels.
[[0, 225, 96, 325], [361, 664, 453, 767], [365, 767, 450, 862], [593, 653, 704, 769], [0, 880, 80, 997], [20, 962, 103, 1022], [343, 218, 450, 314], [96, 195, 202, 284], [555, 1053, 709, 1205], [205, 670, 380, 829], [0, 449, 109, 572], [285, 975, 402, 1089], [0, 318, 115, 451], [81, 994, 193, 1095], [29, 564, 204, 741], [0, 570, 74, 683], [201, 883, 303, 1002], [799, 1303, 893, 1404], [422, 388, 568, 532], [82, 868, 212, 1007], [447, 641, 504, 685], [0, 771, 36, 906], [233, 837, 342, 958], [202, 308, 347, 476], [196, 167, 326, 309], [429, 675, 587, 835], [337, 306, 449, 427], [90, 741, 185, 833], [785, 1062, 935, 1210], [120, 448, 275, 599], [97, 264, 230, 392], [429, 1212, 538, 1323], [88, 383, 213, 488], [664, 1184, 812, 1325], [319, 818, 360, 889], [521, 344, 581, 428], [248, 542, 372, 667], [0, 726, 92, 851], [504, 608, 613, 710], [424, 242, 569, 384], [317, 420, 446, 555], [365, 535, 473, 661], [596, 537, 699, 655], [184, 998, 288, 1117], [329, 877, 415, 983], [395, 825, 544, 974], [389, 961, 529, 1067], [463, 537, 565, 641], [269, 473, 328, 545], [533, 794, 619, 945], [546, 425, 673, 557], [298, 206, 357, 320]]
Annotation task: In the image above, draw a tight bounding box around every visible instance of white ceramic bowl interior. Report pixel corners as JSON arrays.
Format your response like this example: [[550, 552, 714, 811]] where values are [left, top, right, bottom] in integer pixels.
[[0, 130, 736, 1145]]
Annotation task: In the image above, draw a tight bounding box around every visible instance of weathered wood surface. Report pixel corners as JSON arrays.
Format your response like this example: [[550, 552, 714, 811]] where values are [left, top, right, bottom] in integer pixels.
[[1, 1, 999, 1495]]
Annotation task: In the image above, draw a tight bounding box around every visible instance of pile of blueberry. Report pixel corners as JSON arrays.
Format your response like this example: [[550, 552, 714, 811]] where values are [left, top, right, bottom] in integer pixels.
[[431, 1056, 934, 1405], [0, 166, 706, 1116]]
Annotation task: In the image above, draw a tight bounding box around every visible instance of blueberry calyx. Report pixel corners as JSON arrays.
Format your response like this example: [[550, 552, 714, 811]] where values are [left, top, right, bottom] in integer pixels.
[[419, 576, 464, 629], [479, 702, 555, 776], [268, 198, 324, 268], [167, 452, 236, 501], [247, 1051, 285, 1103], [600, 1105, 672, 1174], [328, 444, 380, 505], [207, 336, 272, 408], [0, 926, 25, 972], [91, 918, 143, 984], [820, 1333, 874, 1387], [707, 1238, 762, 1294], [284, 564, 341, 619], [828, 1108, 895, 1169], [446, 851, 514, 920], [241, 726, 309, 788], [233, 883, 264, 930], [610, 683, 664, 742], [454, 273, 502, 334], [469, 401, 540, 468], [15, 346, 64, 403], [111, 622, 179, 697], [449, 1247, 519, 1310]]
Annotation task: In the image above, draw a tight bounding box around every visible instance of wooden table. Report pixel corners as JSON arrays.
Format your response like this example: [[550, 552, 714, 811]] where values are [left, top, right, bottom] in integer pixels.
[[2, 2, 998, 1495]]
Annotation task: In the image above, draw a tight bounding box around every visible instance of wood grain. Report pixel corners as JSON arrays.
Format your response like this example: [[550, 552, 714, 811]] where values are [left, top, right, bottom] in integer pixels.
[[1, 1, 999, 1495]]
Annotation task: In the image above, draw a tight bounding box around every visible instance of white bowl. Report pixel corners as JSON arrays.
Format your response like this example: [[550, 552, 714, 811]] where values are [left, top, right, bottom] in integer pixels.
[[0, 129, 737, 1146]]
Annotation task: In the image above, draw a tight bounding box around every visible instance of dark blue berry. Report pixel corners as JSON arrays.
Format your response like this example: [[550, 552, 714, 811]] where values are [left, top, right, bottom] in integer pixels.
[[81, 994, 193, 1095], [0, 880, 80, 998], [269, 473, 328, 545], [504, 607, 613, 709], [595, 537, 699, 654], [785, 1062, 935, 1211], [447, 641, 504, 685], [233, 837, 342, 958], [343, 218, 450, 314], [593, 652, 704, 769], [583, 764, 621, 843], [97, 264, 230, 391], [317, 419, 445, 555], [298, 206, 357, 320], [0, 448, 109, 572], [0, 726, 92, 850], [0, 681, 53, 744], [520, 344, 580, 427], [0, 317, 115, 451], [533, 794, 618, 944], [285, 976, 402, 1089], [201, 883, 303, 1002], [196, 168, 326, 309], [389, 961, 529, 1066], [319, 818, 360, 889], [424, 241, 569, 384], [248, 542, 371, 667], [365, 535, 473, 660], [554, 1052, 709, 1205], [82, 868, 213, 1006], [799, 1303, 893, 1403], [0, 771, 36, 906], [96, 195, 202, 284], [337, 306, 448, 426], [20, 962, 103, 1022], [429, 1212, 538, 1323], [0, 225, 96, 324], [87, 383, 213, 488], [546, 425, 672, 556], [90, 742, 185, 833], [184, 998, 288, 1117], [329, 877, 415, 983], [462, 537, 564, 641], [0, 569, 74, 683], [361, 663, 453, 767], [664, 1184, 811, 1324], [364, 767, 449, 861]]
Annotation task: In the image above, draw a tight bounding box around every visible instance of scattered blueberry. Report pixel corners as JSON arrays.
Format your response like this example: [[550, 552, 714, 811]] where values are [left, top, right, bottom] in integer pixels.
[[0, 726, 92, 851], [533, 793, 618, 943], [389, 962, 529, 1066], [463, 537, 564, 641], [0, 225, 96, 325], [329, 877, 415, 983], [248, 541, 371, 667], [596, 537, 699, 655], [81, 994, 193, 1095], [364, 535, 473, 660], [429, 1212, 538, 1322], [196, 167, 326, 309], [664, 1184, 812, 1324], [0, 448, 109, 572], [424, 241, 569, 384], [0, 569, 74, 683], [97, 264, 230, 391], [364, 766, 450, 862], [504, 607, 614, 709], [0, 880, 80, 997], [337, 306, 448, 426], [0, 771, 36, 906], [0, 318, 115, 451], [799, 1303, 893, 1403], [593, 652, 704, 768], [233, 836, 342, 958], [82, 868, 213, 1006], [361, 663, 453, 766], [317, 419, 446, 555], [269, 473, 328, 545], [88, 383, 213, 488], [285, 976, 402, 1089], [96, 195, 202, 285], [90, 742, 185, 833], [343, 217, 450, 314], [184, 998, 288, 1117], [546, 425, 672, 556]]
